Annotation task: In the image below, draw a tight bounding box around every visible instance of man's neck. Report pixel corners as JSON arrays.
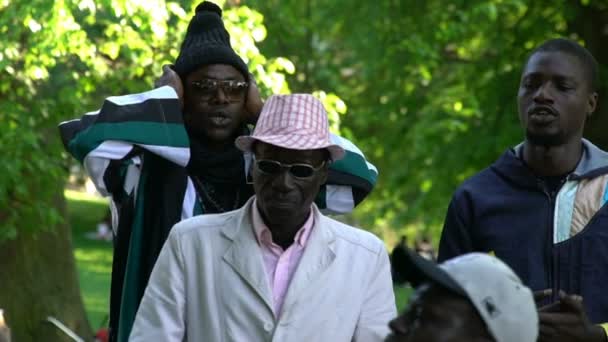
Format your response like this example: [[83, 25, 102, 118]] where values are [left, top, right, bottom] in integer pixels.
[[522, 139, 583, 177], [191, 134, 232, 152], [264, 211, 311, 250]]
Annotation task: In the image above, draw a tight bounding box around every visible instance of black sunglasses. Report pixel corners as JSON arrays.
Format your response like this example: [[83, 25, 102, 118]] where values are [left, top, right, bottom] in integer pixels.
[[255, 159, 325, 179]]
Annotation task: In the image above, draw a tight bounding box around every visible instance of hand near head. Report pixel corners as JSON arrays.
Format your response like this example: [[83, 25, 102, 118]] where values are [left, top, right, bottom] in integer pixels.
[[538, 291, 607, 342], [533, 288, 555, 309], [155, 65, 184, 110], [244, 74, 263, 125]]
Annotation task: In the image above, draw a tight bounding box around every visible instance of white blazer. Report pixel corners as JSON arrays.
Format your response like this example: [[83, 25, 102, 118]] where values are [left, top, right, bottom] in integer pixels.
[[130, 198, 396, 341]]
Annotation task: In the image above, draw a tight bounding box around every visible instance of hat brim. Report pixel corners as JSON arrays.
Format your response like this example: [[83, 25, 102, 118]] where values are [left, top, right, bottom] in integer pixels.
[[397, 249, 467, 297], [235, 135, 346, 162]]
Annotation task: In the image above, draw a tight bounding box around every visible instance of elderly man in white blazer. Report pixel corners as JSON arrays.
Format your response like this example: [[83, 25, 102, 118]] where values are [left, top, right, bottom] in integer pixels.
[[129, 94, 397, 342]]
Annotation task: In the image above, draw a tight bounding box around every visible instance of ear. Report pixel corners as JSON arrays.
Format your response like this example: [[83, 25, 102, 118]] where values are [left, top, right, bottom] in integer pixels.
[[318, 163, 329, 185], [587, 91, 598, 117]]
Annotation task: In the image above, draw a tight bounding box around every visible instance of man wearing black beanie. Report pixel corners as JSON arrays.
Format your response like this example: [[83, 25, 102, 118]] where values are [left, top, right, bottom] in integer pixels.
[[59, 2, 379, 341]]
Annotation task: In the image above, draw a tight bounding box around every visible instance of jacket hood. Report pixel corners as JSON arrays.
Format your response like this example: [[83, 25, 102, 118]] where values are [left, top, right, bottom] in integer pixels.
[[493, 139, 608, 188]]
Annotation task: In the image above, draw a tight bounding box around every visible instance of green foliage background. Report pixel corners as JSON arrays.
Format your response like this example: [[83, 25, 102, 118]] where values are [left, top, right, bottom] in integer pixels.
[[245, 0, 608, 244], [0, 0, 344, 240], [2, 0, 608, 246]]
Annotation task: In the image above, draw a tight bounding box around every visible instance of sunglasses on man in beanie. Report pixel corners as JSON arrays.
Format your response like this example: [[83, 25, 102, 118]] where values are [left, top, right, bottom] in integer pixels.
[[191, 79, 249, 102]]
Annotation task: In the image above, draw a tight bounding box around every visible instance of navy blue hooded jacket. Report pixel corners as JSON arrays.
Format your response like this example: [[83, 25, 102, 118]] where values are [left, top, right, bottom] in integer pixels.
[[439, 139, 608, 324]]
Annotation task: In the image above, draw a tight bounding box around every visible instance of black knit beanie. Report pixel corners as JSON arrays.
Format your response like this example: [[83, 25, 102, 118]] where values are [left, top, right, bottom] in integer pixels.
[[174, 1, 249, 80]]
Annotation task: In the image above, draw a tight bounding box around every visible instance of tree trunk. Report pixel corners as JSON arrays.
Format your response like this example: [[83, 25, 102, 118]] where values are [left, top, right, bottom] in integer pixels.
[[570, 1, 608, 150], [0, 190, 92, 342]]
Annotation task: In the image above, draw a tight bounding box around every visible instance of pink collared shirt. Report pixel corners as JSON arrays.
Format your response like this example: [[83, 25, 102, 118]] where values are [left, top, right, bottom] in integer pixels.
[[252, 199, 314, 316]]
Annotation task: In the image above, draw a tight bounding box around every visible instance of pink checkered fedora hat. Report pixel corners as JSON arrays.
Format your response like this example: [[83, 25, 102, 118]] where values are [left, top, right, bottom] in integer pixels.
[[235, 94, 345, 161]]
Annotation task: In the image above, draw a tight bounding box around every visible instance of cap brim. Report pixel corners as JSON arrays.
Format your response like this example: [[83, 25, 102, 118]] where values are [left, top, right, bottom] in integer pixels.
[[397, 249, 467, 297], [235, 135, 345, 161]]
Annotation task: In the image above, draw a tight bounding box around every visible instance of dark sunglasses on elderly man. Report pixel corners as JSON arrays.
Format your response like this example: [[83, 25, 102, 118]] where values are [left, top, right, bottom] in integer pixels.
[[191, 79, 249, 102], [255, 159, 326, 179]]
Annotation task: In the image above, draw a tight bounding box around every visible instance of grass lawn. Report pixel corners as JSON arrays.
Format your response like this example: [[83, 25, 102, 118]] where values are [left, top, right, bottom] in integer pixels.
[[67, 189, 411, 328], [66, 190, 113, 329]]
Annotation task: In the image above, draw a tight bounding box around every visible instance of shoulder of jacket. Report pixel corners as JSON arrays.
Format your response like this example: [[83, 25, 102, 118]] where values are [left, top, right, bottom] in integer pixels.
[[171, 211, 236, 238], [322, 216, 385, 255], [451, 163, 505, 199]]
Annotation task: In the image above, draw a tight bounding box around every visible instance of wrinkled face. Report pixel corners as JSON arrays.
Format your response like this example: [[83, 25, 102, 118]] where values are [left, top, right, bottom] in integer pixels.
[[517, 51, 597, 147], [253, 142, 328, 227], [183, 64, 248, 143], [385, 284, 493, 342]]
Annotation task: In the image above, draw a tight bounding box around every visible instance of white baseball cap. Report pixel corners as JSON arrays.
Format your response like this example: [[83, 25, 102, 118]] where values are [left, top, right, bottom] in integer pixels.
[[400, 251, 538, 342]]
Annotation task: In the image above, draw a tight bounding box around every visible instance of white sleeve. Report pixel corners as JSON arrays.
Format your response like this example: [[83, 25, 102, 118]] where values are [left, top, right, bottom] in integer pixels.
[[353, 244, 397, 341]]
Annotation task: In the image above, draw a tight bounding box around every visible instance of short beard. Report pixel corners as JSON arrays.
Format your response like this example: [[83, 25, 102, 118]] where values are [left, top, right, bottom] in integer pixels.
[[525, 130, 568, 147]]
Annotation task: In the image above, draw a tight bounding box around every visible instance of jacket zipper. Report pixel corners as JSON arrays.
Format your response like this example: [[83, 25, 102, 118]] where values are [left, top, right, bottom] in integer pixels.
[[540, 179, 559, 304], [541, 175, 572, 303]]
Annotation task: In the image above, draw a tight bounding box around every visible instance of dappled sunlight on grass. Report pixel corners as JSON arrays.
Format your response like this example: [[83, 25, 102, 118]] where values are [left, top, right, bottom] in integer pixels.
[[75, 258, 112, 274], [67, 191, 112, 328], [74, 248, 113, 265], [82, 295, 110, 328], [65, 189, 108, 204]]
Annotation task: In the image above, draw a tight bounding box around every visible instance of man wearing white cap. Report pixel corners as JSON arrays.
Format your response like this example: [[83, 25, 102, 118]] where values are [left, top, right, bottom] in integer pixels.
[[386, 251, 538, 342], [130, 94, 397, 341]]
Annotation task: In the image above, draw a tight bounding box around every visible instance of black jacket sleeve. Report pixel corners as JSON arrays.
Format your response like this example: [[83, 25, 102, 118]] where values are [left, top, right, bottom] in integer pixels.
[[437, 190, 475, 262]]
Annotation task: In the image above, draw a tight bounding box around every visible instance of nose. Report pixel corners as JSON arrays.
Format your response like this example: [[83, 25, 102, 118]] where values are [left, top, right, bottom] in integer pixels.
[[533, 82, 554, 104], [272, 169, 295, 191], [210, 87, 229, 105]]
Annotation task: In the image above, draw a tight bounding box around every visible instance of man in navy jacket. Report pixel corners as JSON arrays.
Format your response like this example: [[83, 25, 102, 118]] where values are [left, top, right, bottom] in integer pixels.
[[439, 38, 608, 342]]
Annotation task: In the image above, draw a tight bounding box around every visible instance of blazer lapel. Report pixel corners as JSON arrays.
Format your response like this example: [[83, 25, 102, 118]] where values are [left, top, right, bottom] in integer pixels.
[[281, 207, 336, 316], [222, 199, 274, 314]]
